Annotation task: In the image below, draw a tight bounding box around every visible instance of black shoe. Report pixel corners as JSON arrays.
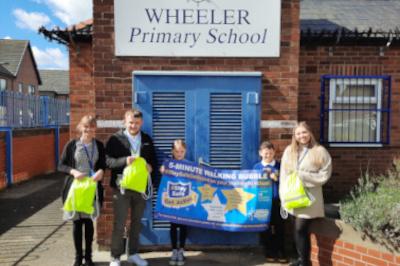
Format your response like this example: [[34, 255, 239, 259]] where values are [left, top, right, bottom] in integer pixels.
[[288, 259, 300, 266], [264, 250, 276, 262], [72, 257, 82, 266], [289, 258, 310, 266], [276, 251, 288, 263], [84, 257, 95, 266]]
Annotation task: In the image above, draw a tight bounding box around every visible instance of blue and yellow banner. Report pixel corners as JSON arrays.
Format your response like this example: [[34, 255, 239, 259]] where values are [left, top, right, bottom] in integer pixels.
[[155, 160, 272, 232]]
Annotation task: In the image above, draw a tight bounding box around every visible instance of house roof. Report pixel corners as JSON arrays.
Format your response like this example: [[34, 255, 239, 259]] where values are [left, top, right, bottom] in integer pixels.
[[0, 64, 14, 78], [300, 0, 400, 41], [39, 1, 400, 44], [38, 69, 69, 95], [0, 39, 42, 84]]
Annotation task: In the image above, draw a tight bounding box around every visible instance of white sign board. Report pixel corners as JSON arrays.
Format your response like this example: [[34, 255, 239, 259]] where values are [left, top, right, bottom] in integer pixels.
[[114, 0, 281, 57]]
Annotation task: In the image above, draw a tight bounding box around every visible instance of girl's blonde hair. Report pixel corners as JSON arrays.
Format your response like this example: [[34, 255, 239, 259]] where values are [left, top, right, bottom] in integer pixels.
[[172, 139, 186, 151], [76, 114, 97, 133], [285, 121, 324, 170]]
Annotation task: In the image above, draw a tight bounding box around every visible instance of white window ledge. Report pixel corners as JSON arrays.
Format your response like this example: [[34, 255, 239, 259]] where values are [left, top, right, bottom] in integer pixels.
[[329, 143, 383, 148]]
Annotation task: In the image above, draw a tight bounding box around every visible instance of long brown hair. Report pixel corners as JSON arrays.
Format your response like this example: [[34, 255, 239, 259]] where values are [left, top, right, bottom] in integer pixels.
[[289, 121, 318, 152], [285, 121, 323, 170]]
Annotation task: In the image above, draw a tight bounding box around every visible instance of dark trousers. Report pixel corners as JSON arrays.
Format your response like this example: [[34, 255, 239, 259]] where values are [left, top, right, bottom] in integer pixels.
[[73, 218, 94, 260], [111, 189, 146, 258], [170, 223, 187, 249], [293, 217, 312, 266], [264, 198, 285, 254]]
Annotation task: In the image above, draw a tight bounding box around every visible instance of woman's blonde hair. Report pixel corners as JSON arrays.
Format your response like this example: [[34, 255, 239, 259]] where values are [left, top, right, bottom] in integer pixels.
[[76, 114, 97, 133], [285, 121, 324, 170], [289, 121, 318, 151]]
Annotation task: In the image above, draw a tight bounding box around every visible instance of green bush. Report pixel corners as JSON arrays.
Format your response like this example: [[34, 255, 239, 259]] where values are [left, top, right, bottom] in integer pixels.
[[339, 159, 400, 251]]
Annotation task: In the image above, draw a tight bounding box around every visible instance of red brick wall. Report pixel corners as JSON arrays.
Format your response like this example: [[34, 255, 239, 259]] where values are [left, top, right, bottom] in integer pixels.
[[309, 219, 400, 266], [69, 42, 94, 137], [60, 128, 70, 151], [299, 44, 400, 201], [88, 0, 300, 247], [0, 128, 69, 190], [311, 234, 400, 266]]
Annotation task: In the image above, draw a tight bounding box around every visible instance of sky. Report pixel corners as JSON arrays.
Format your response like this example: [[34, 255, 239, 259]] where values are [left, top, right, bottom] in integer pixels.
[[0, 0, 93, 70]]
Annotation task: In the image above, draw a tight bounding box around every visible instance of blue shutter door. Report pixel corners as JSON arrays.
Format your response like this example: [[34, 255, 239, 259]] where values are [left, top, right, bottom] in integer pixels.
[[134, 73, 261, 245]]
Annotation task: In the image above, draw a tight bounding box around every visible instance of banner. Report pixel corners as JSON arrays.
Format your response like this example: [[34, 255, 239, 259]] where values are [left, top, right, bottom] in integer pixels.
[[155, 159, 272, 232]]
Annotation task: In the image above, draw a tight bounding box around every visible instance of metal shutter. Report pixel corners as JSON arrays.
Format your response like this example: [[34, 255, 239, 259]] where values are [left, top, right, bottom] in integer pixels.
[[151, 92, 186, 229], [209, 93, 242, 169]]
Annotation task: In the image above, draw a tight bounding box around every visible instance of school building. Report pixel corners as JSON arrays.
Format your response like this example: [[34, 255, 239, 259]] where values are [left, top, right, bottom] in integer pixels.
[[39, 0, 400, 248]]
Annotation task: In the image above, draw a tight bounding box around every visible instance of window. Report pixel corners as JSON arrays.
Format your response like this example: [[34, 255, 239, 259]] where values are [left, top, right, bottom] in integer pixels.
[[321, 76, 391, 146], [28, 85, 36, 95], [0, 79, 6, 91], [18, 83, 23, 93]]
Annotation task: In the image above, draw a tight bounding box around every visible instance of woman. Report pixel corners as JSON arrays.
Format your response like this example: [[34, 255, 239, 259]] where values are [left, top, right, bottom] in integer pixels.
[[279, 122, 332, 266], [59, 115, 106, 266]]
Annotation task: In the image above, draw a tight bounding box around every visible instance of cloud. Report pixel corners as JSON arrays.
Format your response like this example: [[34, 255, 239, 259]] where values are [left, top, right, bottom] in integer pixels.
[[13, 9, 51, 31], [32, 46, 69, 69], [44, 0, 92, 26], [3, 36, 12, 40]]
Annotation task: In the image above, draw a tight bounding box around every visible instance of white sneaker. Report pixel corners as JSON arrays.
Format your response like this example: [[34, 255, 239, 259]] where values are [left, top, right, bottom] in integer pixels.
[[127, 253, 148, 266], [169, 249, 178, 265], [109, 257, 121, 266], [177, 249, 185, 266]]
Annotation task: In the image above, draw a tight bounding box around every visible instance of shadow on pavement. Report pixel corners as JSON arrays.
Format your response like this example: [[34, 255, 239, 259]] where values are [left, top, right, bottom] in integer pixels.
[[0, 172, 64, 235], [93, 250, 289, 266]]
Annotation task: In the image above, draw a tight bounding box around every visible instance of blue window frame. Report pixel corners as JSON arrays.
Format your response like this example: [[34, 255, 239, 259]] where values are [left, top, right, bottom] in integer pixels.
[[320, 75, 391, 146]]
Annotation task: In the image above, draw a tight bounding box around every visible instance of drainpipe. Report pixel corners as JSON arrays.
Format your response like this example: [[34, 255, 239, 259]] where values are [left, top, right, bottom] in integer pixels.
[[0, 127, 13, 186], [45, 126, 60, 169], [54, 126, 60, 167]]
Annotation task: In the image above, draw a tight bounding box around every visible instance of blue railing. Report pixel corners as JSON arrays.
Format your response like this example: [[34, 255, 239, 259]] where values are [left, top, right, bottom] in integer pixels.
[[0, 90, 69, 128]]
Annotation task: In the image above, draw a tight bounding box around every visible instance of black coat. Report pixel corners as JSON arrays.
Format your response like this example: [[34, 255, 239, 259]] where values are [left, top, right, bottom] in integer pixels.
[[58, 138, 106, 205], [105, 130, 157, 189]]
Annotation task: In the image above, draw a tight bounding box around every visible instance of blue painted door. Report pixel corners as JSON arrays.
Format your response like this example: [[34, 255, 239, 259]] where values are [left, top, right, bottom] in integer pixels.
[[133, 73, 261, 245]]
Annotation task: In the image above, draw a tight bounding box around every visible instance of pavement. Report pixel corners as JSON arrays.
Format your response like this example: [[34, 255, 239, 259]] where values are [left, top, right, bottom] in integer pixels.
[[0, 173, 290, 266]]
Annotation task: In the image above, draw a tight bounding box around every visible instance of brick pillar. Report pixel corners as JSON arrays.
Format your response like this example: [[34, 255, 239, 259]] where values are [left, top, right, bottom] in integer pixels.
[[69, 42, 94, 136]]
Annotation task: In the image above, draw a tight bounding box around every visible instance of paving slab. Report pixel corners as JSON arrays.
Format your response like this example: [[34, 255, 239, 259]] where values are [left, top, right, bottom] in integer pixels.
[[0, 173, 290, 266]]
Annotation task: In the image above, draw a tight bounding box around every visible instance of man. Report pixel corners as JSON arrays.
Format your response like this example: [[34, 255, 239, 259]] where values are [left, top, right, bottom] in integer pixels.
[[106, 109, 157, 266]]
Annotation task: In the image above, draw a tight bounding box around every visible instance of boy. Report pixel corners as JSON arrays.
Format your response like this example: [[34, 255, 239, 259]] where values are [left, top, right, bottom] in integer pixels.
[[253, 141, 286, 263]]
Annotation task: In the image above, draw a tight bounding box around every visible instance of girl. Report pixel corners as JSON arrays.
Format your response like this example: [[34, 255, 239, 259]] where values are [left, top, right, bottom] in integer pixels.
[[59, 115, 106, 266], [279, 122, 332, 266], [160, 139, 188, 266]]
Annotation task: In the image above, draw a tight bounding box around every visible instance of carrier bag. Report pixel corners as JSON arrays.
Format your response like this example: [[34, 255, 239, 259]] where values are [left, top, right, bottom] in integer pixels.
[[282, 171, 313, 210], [120, 157, 149, 194], [63, 176, 97, 215]]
